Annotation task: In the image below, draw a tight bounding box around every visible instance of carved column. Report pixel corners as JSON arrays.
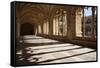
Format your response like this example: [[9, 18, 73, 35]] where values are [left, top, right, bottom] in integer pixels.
[[92, 7, 95, 38], [41, 23, 43, 34], [67, 7, 76, 40], [48, 18, 53, 36]]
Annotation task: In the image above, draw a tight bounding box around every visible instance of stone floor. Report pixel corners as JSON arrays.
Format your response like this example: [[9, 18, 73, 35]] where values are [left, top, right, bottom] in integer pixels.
[[16, 35, 97, 65]]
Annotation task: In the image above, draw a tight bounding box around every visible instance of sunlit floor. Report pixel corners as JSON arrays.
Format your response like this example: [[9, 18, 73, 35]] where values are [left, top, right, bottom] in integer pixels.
[[16, 35, 97, 65]]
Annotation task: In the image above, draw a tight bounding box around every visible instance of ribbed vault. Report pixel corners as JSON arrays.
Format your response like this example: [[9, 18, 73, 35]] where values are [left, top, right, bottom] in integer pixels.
[[16, 3, 78, 25]]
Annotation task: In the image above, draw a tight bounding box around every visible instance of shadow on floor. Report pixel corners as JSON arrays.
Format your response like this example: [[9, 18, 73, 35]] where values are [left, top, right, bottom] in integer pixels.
[[16, 36, 96, 66]]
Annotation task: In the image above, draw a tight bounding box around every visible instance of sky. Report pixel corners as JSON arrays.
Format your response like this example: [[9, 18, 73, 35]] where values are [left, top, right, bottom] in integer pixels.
[[84, 7, 92, 16]]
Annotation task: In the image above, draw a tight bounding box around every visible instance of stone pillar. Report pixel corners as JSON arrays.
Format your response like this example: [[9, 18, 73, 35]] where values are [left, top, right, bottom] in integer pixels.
[[37, 25, 38, 35], [92, 7, 95, 38], [41, 23, 43, 34], [48, 18, 53, 36], [34, 25, 37, 36], [67, 7, 76, 40]]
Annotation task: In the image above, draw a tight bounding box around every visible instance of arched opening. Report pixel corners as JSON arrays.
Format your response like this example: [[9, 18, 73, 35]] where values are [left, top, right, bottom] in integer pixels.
[[20, 23, 35, 35]]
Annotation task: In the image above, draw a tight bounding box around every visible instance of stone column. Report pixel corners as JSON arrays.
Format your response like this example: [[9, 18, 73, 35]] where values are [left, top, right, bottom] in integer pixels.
[[34, 25, 37, 36], [67, 7, 76, 40], [41, 23, 43, 34], [48, 18, 53, 36], [91, 7, 95, 38]]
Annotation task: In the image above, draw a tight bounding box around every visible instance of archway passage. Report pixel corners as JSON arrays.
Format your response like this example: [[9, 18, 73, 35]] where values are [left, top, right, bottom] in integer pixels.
[[20, 23, 35, 35]]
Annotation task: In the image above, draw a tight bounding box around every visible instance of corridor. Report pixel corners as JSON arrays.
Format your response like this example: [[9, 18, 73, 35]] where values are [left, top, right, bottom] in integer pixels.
[[16, 35, 96, 65], [15, 2, 97, 66]]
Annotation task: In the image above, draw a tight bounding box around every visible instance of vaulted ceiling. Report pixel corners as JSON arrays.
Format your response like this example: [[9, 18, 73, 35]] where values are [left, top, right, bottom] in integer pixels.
[[16, 2, 79, 25]]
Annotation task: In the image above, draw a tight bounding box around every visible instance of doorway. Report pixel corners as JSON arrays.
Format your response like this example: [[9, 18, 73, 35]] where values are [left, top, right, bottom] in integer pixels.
[[20, 23, 35, 35]]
